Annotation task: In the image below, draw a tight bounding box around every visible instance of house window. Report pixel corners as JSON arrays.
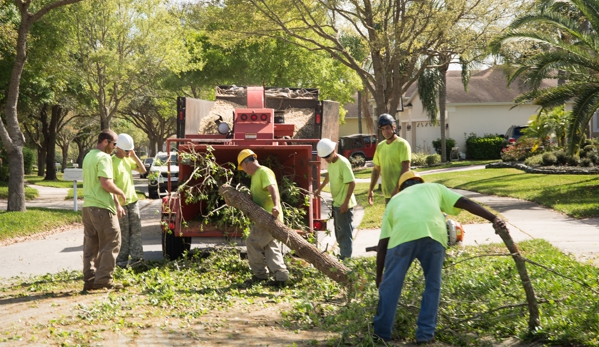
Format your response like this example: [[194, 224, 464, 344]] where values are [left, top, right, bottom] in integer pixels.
[[594, 111, 599, 132]]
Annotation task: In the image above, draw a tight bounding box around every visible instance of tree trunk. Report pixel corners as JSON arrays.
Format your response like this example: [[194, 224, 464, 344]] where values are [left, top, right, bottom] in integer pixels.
[[439, 64, 448, 162], [42, 105, 58, 180], [37, 149, 46, 177], [6, 146, 26, 211], [494, 225, 540, 331], [61, 139, 71, 172], [218, 184, 353, 286]]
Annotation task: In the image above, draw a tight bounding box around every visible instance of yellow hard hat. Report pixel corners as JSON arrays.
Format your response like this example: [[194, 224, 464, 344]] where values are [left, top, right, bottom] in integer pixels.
[[237, 149, 257, 170], [398, 170, 424, 191]]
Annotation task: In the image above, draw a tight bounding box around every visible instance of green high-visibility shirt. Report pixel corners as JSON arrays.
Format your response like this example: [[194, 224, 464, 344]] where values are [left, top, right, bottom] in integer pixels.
[[112, 155, 139, 206], [380, 183, 462, 249], [83, 149, 116, 214], [327, 155, 357, 208], [250, 166, 283, 222], [373, 137, 411, 198]]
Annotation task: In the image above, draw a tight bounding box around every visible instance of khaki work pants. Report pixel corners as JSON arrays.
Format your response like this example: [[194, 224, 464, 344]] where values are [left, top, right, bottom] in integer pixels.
[[82, 207, 121, 287], [246, 225, 289, 281]]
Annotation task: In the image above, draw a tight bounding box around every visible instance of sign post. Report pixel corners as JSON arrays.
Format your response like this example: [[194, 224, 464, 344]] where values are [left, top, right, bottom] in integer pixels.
[[63, 169, 83, 212]]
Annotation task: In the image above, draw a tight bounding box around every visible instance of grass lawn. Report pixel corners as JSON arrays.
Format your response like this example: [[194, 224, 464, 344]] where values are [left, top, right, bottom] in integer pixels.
[[0, 207, 81, 242], [425, 168, 599, 218], [351, 160, 498, 179], [0, 182, 38, 200]]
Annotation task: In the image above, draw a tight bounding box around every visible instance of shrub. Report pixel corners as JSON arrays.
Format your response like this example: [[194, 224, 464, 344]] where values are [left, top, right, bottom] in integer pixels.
[[588, 153, 598, 165], [541, 152, 557, 166], [432, 138, 456, 159], [348, 156, 365, 169], [0, 151, 7, 182], [567, 155, 580, 166], [580, 158, 594, 167], [524, 153, 544, 167], [555, 150, 568, 165], [425, 154, 441, 166], [501, 138, 539, 162], [410, 152, 428, 167], [465, 133, 503, 160], [23, 147, 35, 175]]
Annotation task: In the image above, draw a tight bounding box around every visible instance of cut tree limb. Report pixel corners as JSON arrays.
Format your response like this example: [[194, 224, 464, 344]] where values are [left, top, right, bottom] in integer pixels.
[[219, 184, 353, 286], [494, 225, 540, 331]]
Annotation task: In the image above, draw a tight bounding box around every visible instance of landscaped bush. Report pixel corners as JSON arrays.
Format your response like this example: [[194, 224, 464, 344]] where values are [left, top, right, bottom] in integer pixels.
[[524, 153, 544, 167], [542, 152, 557, 166], [580, 158, 594, 167], [23, 147, 35, 175], [432, 137, 456, 159], [425, 154, 441, 165], [466, 133, 503, 160], [555, 150, 568, 165], [567, 155, 580, 166], [348, 156, 365, 169], [410, 152, 428, 166]]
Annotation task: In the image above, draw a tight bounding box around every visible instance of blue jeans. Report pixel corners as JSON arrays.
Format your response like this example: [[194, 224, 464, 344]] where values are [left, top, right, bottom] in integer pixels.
[[332, 207, 353, 260], [373, 237, 445, 341]]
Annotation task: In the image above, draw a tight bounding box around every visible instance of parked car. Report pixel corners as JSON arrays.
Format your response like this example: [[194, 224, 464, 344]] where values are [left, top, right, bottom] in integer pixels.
[[503, 125, 529, 145], [147, 152, 178, 199], [140, 158, 154, 178], [339, 134, 378, 167]]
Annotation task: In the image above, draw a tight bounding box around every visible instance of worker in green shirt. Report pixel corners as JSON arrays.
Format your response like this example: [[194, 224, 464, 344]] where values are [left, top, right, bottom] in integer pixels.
[[237, 149, 289, 287], [82, 129, 126, 291], [372, 170, 506, 344], [368, 113, 411, 205], [314, 138, 356, 260]]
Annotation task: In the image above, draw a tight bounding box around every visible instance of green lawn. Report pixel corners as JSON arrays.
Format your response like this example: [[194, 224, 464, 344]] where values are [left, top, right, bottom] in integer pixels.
[[0, 207, 81, 242]]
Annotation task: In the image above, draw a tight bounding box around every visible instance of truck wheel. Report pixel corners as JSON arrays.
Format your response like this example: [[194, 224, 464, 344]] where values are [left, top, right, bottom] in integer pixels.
[[162, 231, 191, 260], [148, 185, 159, 199]]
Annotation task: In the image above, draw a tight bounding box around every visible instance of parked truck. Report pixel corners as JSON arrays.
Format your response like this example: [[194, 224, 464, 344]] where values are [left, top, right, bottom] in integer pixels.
[[160, 86, 340, 259]]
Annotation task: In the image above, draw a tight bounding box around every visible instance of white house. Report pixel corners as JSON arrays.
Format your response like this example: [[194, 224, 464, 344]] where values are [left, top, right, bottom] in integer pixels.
[[340, 67, 599, 156]]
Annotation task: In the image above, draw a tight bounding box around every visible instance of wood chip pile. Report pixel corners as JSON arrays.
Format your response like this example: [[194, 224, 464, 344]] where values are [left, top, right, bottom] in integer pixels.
[[198, 100, 242, 135], [198, 87, 317, 138]]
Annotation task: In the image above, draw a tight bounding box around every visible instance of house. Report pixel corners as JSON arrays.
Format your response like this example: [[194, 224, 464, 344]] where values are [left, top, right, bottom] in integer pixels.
[[340, 67, 599, 156]]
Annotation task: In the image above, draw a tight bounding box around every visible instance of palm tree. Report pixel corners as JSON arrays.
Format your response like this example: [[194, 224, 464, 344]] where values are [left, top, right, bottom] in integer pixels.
[[417, 55, 471, 162], [490, 0, 599, 154]]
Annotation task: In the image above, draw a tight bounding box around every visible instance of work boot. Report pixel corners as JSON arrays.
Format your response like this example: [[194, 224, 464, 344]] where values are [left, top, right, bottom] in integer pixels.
[[242, 275, 267, 287], [91, 282, 124, 290], [267, 280, 286, 288]]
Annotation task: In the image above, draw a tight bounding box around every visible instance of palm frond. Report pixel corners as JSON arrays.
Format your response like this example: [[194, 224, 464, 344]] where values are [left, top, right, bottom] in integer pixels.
[[567, 85, 599, 152], [417, 66, 443, 124]]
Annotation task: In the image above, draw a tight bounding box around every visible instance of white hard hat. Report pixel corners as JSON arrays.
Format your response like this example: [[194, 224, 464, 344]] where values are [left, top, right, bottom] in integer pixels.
[[116, 133, 134, 151], [317, 138, 336, 158]]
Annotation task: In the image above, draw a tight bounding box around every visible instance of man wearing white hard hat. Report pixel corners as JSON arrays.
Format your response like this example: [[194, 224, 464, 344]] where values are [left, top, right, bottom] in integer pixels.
[[314, 138, 356, 260], [112, 133, 146, 267]]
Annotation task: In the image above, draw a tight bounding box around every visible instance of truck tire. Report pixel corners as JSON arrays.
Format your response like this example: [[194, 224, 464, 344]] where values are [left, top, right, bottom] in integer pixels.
[[148, 185, 159, 199], [162, 231, 191, 260]]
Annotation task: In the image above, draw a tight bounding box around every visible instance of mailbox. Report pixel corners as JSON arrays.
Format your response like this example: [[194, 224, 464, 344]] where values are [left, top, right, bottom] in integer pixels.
[[63, 168, 83, 181]]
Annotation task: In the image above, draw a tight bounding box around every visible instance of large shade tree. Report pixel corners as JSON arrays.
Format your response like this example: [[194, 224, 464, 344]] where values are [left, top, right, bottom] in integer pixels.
[[66, 0, 192, 129], [177, 6, 361, 107], [204, 0, 462, 117], [490, 0, 599, 154], [0, 0, 84, 212]]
